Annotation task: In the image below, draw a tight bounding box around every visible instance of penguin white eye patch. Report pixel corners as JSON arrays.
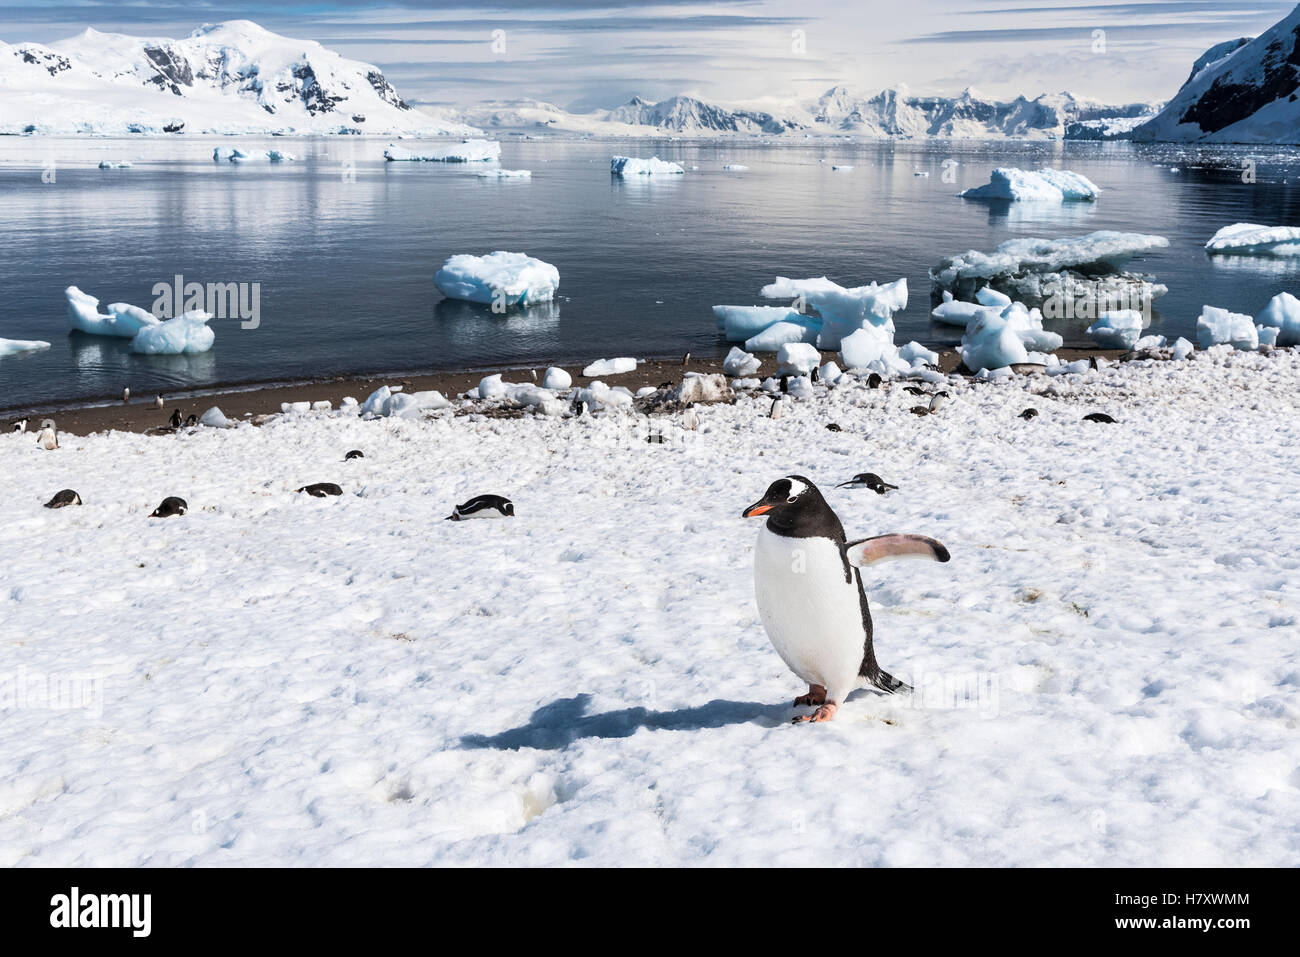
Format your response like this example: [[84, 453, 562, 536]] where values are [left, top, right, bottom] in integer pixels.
[[846, 535, 951, 566]]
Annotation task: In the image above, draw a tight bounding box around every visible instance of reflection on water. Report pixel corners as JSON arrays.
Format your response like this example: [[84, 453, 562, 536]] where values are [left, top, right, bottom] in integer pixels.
[[1, 135, 1299, 409]]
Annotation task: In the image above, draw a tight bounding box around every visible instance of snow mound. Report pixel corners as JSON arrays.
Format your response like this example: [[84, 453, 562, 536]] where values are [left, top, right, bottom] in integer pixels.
[[1256, 291, 1300, 346], [1204, 223, 1300, 257], [960, 167, 1100, 202], [0, 337, 51, 357], [130, 311, 215, 355], [385, 140, 500, 163], [1196, 306, 1259, 351], [610, 156, 684, 176], [433, 252, 559, 307]]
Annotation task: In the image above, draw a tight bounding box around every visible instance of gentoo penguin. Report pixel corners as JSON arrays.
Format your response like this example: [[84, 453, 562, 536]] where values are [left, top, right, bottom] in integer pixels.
[[35, 420, 58, 450], [150, 496, 187, 518], [682, 352, 691, 366], [447, 494, 514, 520], [928, 391, 950, 413], [769, 396, 785, 420], [1019, 408, 1039, 420], [168, 409, 182, 429], [1083, 412, 1116, 423], [122, 387, 130, 404], [344, 449, 365, 461], [836, 472, 898, 495], [903, 386, 930, 397], [296, 482, 343, 497], [10, 417, 27, 434], [865, 373, 883, 390], [825, 423, 842, 432], [742, 476, 950, 722], [155, 394, 165, 411], [184, 414, 198, 427], [44, 489, 81, 509]]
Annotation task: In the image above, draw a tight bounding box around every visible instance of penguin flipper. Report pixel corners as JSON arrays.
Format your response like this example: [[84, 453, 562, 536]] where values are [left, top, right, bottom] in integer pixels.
[[846, 534, 949, 566], [868, 669, 912, 695]]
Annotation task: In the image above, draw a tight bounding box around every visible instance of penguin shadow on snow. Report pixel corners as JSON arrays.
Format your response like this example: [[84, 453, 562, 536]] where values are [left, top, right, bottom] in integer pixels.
[[460, 693, 789, 751]]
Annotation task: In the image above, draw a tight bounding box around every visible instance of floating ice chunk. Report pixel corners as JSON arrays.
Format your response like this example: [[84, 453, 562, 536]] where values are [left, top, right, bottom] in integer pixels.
[[434, 251, 559, 307], [582, 357, 636, 376], [1204, 223, 1300, 257], [65, 286, 160, 337], [831, 165, 854, 171], [961, 310, 1030, 372], [713, 305, 808, 342], [1256, 291, 1300, 346], [1172, 337, 1195, 360], [199, 406, 233, 428], [899, 341, 939, 367], [384, 140, 501, 163], [610, 156, 684, 176], [1196, 306, 1259, 351], [130, 311, 214, 355], [776, 342, 821, 376], [477, 169, 531, 178], [542, 367, 572, 390], [213, 147, 295, 163], [931, 232, 1169, 289], [960, 167, 1100, 202], [975, 286, 1012, 307], [762, 276, 908, 351], [744, 318, 821, 352], [722, 164, 750, 171], [1087, 310, 1148, 350], [722, 346, 761, 377], [98, 160, 132, 169], [0, 337, 50, 357]]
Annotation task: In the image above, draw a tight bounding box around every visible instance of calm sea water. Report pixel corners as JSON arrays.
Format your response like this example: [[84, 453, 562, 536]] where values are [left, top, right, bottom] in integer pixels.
[[2, 135, 1299, 410]]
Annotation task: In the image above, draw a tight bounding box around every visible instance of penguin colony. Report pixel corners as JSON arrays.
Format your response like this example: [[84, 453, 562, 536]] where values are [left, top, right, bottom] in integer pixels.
[[17, 370, 1126, 722]]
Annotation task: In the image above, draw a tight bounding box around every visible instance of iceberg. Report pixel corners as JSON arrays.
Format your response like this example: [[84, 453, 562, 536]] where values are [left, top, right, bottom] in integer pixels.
[[0, 337, 50, 357], [130, 310, 215, 355], [960, 168, 1100, 202], [722, 164, 750, 171], [97, 160, 132, 169], [761, 276, 908, 351], [582, 357, 637, 376], [713, 305, 808, 343], [477, 169, 531, 178], [610, 156, 685, 176], [433, 251, 560, 307], [384, 140, 501, 163], [1256, 291, 1300, 346], [65, 286, 160, 337], [931, 296, 995, 328], [744, 318, 820, 352], [932, 232, 1169, 290], [1196, 306, 1259, 351], [213, 147, 295, 162], [1205, 223, 1300, 257], [1087, 310, 1148, 350]]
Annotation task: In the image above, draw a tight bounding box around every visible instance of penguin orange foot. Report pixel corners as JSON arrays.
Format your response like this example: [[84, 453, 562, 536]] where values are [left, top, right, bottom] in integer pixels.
[[794, 703, 839, 723], [793, 684, 827, 707]]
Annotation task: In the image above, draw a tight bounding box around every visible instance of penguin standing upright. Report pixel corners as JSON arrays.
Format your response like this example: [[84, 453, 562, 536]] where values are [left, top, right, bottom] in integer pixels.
[[35, 420, 58, 450], [742, 475, 950, 722]]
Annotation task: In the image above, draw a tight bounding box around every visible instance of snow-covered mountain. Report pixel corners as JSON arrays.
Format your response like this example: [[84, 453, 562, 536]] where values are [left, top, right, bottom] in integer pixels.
[[0, 20, 475, 135], [1131, 3, 1300, 143], [458, 87, 1157, 140]]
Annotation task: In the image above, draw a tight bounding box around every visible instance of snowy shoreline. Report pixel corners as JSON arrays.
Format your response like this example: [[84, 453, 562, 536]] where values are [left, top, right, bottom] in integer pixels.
[[2, 345, 1298, 865]]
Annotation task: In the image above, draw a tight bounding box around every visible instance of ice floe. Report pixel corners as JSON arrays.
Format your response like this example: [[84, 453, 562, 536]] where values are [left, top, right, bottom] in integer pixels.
[[0, 337, 50, 357], [610, 156, 685, 176], [384, 140, 501, 163], [477, 169, 531, 178], [433, 252, 560, 307], [960, 167, 1100, 202], [129, 311, 215, 355], [1204, 223, 1300, 257], [212, 147, 295, 163]]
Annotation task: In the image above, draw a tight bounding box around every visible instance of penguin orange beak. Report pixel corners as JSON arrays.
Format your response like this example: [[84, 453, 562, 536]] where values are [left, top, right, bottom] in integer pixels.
[[742, 501, 775, 518]]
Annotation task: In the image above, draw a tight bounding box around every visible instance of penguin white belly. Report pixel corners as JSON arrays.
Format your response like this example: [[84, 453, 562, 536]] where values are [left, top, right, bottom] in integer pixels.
[[753, 524, 865, 701]]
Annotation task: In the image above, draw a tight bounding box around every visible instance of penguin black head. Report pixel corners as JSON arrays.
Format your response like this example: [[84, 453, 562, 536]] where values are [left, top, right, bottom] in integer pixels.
[[742, 475, 840, 537]]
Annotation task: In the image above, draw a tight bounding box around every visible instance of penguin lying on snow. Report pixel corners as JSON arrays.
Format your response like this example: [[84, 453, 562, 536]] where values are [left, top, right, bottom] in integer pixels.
[[44, 489, 81, 509], [344, 449, 365, 461], [743, 476, 950, 723], [150, 496, 188, 518], [836, 472, 897, 495], [296, 482, 343, 498], [10, 418, 27, 434], [447, 495, 514, 520], [1083, 412, 1116, 423]]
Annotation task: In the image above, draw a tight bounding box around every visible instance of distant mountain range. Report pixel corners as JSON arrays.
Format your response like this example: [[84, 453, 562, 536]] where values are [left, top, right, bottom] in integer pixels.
[[0, 20, 473, 135], [457, 87, 1160, 141], [3, 8, 1299, 143]]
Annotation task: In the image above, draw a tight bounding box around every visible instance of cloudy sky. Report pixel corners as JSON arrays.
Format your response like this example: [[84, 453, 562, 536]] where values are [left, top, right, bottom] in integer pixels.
[[2, 1, 1293, 109]]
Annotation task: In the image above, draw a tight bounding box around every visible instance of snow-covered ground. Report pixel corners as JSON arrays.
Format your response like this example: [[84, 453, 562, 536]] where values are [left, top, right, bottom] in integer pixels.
[[2, 349, 1298, 866]]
